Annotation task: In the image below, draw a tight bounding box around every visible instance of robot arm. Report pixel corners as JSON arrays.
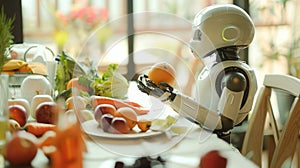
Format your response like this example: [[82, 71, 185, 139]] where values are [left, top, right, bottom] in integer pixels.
[[137, 71, 247, 133], [169, 92, 223, 131], [137, 75, 222, 131], [215, 71, 246, 132]]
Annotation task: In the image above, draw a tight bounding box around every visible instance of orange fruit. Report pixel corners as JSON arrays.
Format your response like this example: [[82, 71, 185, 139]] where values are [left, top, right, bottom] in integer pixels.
[[137, 119, 152, 132], [66, 78, 89, 92], [115, 107, 137, 129], [148, 62, 176, 86]]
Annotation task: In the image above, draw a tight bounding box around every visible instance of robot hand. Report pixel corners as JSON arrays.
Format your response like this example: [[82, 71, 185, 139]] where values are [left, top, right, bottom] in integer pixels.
[[137, 74, 175, 102]]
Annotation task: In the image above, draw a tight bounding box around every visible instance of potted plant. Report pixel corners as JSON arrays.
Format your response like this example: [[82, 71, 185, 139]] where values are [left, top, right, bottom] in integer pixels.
[[0, 7, 14, 72], [0, 6, 14, 152]]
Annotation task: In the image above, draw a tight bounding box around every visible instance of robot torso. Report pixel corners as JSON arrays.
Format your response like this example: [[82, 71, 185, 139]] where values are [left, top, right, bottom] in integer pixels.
[[196, 60, 257, 125]]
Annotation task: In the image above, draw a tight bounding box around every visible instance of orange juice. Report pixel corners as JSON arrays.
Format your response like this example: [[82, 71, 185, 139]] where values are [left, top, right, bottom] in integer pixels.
[[0, 118, 8, 154]]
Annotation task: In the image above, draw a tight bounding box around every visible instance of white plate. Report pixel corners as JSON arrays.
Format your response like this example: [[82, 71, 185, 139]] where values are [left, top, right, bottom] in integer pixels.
[[81, 120, 164, 139]]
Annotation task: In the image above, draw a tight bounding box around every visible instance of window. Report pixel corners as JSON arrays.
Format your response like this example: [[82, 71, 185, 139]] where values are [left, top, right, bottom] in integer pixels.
[[249, 0, 300, 81], [9, 0, 250, 96], [20, 0, 231, 85]]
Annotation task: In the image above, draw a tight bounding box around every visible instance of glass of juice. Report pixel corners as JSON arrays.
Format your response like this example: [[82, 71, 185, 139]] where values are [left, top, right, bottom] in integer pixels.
[[0, 74, 9, 154]]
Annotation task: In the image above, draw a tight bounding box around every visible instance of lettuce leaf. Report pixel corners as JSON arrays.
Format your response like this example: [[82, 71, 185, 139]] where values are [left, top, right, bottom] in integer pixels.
[[91, 64, 128, 99], [54, 51, 86, 95]]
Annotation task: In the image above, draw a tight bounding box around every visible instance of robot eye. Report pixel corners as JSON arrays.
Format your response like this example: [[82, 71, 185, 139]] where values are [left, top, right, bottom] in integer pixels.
[[193, 30, 202, 40]]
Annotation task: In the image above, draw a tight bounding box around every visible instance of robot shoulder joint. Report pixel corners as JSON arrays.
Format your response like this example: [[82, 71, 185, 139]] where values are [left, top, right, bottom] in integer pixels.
[[223, 71, 246, 92]]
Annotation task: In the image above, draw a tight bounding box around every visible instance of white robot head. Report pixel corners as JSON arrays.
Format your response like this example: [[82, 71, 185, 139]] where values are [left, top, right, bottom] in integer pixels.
[[189, 4, 255, 60]]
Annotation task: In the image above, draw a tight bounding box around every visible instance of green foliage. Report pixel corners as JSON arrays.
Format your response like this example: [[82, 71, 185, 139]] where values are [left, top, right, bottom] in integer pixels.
[[54, 57, 128, 99], [54, 51, 86, 94], [79, 64, 129, 99], [93, 64, 128, 98], [101, 63, 118, 80], [0, 6, 14, 72]]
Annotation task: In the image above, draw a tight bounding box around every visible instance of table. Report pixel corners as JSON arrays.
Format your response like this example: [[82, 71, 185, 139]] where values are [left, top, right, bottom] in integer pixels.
[[80, 124, 258, 168], [28, 124, 258, 168], [22, 82, 258, 168]]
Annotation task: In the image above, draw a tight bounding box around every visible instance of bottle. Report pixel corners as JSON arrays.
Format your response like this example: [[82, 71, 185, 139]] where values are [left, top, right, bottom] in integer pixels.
[[0, 74, 9, 154], [50, 107, 86, 168]]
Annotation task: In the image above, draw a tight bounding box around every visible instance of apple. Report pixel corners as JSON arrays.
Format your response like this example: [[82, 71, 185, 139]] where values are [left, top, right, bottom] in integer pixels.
[[94, 104, 116, 122], [8, 98, 30, 117], [30, 94, 54, 119], [108, 117, 130, 134], [99, 113, 114, 132], [65, 96, 87, 111], [199, 150, 227, 168], [5, 131, 38, 166], [9, 105, 28, 127], [35, 102, 58, 124]]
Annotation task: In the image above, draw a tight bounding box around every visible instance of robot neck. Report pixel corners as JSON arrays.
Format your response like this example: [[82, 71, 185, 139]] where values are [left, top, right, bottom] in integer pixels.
[[216, 47, 240, 62]]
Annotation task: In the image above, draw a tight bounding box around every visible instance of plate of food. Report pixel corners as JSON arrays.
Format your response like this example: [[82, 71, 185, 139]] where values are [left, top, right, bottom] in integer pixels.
[[81, 119, 164, 139], [82, 95, 179, 139]]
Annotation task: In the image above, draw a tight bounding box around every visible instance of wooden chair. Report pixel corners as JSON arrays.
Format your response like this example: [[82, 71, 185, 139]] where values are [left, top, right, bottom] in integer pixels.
[[242, 74, 300, 168]]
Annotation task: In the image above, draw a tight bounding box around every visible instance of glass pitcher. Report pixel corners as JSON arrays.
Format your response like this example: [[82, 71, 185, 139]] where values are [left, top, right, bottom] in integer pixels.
[[0, 74, 9, 154]]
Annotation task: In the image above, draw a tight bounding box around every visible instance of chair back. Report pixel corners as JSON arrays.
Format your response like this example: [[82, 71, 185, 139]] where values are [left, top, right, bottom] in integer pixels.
[[242, 74, 300, 168]]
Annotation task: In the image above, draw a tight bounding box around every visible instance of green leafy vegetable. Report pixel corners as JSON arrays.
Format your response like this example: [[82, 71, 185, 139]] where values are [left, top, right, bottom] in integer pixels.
[[91, 64, 129, 99], [54, 51, 86, 95], [55, 61, 128, 100]]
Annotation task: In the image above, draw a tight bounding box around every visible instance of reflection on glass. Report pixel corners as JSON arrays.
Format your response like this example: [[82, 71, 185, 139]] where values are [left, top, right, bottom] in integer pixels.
[[0, 74, 9, 154]]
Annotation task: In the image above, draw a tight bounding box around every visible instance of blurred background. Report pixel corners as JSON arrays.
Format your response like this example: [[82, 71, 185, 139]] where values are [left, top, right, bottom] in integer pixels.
[[1, 0, 300, 161], [2, 0, 300, 96]]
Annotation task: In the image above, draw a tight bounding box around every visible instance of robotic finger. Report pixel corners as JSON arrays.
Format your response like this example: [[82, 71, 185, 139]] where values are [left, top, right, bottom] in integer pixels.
[[137, 74, 152, 95], [137, 74, 164, 97], [137, 74, 174, 101], [157, 82, 174, 93]]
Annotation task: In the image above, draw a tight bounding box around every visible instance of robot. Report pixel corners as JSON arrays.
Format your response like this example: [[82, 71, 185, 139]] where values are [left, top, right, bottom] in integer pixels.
[[138, 4, 258, 143]]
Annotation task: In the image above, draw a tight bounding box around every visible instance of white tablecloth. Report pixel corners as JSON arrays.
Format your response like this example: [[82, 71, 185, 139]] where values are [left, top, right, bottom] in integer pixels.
[[83, 123, 258, 168], [82, 82, 258, 168]]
